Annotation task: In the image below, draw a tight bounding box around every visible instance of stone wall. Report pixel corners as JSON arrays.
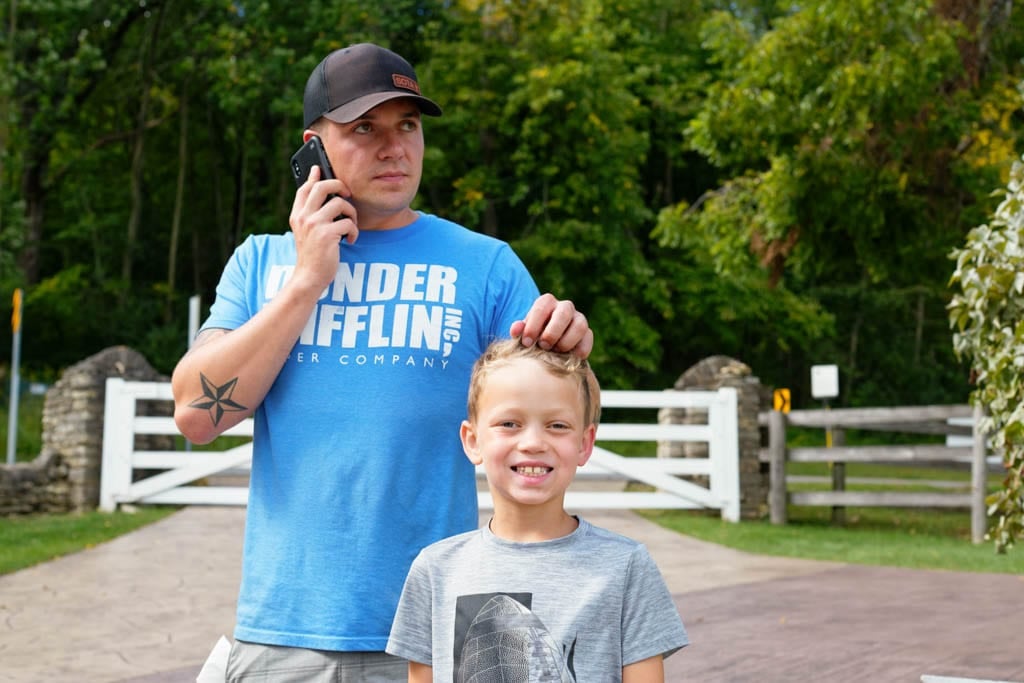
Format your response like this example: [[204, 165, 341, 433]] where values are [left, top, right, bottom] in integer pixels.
[[657, 355, 770, 520], [0, 451, 70, 515], [0, 346, 168, 515]]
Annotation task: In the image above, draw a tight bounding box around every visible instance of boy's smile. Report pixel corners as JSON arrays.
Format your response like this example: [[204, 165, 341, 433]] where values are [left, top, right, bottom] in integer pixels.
[[513, 465, 553, 477]]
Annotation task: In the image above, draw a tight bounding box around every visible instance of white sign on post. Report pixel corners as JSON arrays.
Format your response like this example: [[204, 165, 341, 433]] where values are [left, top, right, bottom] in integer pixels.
[[810, 364, 839, 399]]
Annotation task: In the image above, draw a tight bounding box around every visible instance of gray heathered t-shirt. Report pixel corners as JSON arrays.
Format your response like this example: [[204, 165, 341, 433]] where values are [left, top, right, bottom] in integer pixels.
[[386, 516, 688, 682]]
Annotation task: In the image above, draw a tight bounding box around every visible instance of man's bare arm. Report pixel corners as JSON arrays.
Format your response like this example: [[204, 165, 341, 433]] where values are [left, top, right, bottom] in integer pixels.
[[171, 277, 324, 444], [172, 167, 357, 444], [179, 330, 249, 429]]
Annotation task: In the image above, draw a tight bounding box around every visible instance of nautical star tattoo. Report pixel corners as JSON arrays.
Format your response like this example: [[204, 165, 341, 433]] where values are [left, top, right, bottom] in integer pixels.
[[188, 373, 248, 426]]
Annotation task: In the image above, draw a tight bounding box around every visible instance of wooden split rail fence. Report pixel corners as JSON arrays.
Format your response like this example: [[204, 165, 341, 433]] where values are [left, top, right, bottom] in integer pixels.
[[761, 404, 992, 543]]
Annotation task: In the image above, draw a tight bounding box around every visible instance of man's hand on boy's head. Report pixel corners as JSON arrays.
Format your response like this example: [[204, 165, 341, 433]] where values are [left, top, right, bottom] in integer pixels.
[[511, 293, 593, 359]]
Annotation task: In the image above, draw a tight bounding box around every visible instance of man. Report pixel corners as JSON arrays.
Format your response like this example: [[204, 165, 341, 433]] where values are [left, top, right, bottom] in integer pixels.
[[172, 42, 592, 681]]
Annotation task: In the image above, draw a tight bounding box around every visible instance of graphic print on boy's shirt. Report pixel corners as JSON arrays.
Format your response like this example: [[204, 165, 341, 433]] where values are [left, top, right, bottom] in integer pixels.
[[455, 593, 576, 683]]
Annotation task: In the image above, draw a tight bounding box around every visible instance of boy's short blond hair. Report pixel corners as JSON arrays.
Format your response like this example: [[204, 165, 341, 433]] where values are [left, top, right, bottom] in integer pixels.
[[466, 337, 601, 426]]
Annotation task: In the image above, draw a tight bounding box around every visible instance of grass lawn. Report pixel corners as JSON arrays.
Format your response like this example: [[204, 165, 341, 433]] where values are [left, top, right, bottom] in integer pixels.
[[1, 393, 179, 576], [0, 506, 179, 575], [638, 458, 1021, 575], [0, 392, 45, 463], [603, 436, 1023, 574], [640, 505, 1024, 574]]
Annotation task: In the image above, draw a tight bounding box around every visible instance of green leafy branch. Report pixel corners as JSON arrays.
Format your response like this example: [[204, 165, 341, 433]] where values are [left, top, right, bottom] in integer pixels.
[[948, 155, 1024, 553]]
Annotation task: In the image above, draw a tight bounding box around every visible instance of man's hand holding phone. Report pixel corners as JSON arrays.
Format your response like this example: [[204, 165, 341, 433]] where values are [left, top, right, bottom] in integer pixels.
[[289, 161, 359, 294], [290, 135, 356, 226], [293, 163, 358, 240]]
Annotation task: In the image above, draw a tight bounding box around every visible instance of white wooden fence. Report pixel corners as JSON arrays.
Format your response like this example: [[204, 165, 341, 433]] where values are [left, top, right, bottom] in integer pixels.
[[99, 380, 252, 510], [99, 378, 740, 521]]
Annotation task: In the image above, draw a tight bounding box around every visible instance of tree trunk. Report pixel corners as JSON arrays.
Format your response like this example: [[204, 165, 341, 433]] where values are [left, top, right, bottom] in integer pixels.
[[202, 100, 230, 268], [480, 128, 497, 237], [913, 291, 925, 366], [166, 87, 188, 323], [846, 307, 862, 404], [276, 119, 292, 225], [932, 0, 1012, 87], [231, 142, 248, 252], [122, 97, 149, 292], [10, 2, 164, 286], [121, 7, 166, 296], [0, 0, 16, 239]]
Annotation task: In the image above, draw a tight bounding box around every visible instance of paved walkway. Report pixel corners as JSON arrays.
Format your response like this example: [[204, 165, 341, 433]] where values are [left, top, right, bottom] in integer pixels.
[[1, 506, 1022, 683]]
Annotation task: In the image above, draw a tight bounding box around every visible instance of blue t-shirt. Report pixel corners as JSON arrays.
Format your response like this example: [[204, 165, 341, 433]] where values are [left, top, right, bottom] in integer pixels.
[[202, 213, 540, 651]]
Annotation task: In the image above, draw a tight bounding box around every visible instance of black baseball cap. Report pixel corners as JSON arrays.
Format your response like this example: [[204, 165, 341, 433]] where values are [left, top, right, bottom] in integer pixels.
[[303, 43, 442, 129]]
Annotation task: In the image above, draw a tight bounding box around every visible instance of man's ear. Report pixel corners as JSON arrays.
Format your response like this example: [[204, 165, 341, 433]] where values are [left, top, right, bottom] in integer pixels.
[[461, 421, 482, 465], [577, 423, 597, 467], [302, 129, 317, 143]]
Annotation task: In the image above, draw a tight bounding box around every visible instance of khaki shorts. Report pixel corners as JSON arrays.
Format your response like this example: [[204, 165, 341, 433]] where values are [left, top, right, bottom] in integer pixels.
[[226, 640, 406, 683]]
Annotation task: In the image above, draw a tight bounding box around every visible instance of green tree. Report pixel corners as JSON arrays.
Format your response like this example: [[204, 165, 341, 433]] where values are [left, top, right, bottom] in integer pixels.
[[420, 0, 678, 387], [1, 0, 440, 372], [2, 1, 157, 286], [654, 0, 1017, 405], [2, 0, 1022, 418]]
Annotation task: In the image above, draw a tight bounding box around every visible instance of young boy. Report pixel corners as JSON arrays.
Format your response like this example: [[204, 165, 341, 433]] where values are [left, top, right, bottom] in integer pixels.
[[386, 338, 688, 682]]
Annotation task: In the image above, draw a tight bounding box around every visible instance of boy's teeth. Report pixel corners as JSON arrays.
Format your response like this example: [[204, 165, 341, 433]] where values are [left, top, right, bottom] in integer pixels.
[[516, 466, 549, 476]]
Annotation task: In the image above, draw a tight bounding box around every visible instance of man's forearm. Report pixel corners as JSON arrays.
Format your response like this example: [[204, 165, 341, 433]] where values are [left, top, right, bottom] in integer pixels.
[[171, 281, 322, 443]]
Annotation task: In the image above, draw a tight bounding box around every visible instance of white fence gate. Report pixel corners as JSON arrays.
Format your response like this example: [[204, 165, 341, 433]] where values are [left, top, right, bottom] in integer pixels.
[[100, 379, 740, 521]]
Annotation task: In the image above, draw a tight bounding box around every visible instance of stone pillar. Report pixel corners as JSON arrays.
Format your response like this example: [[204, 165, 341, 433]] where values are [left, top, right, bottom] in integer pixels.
[[658, 355, 769, 520], [40, 346, 169, 512]]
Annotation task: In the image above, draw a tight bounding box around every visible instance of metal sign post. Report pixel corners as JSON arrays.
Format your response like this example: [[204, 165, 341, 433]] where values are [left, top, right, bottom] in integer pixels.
[[811, 364, 842, 524], [7, 288, 23, 465], [811, 364, 839, 438]]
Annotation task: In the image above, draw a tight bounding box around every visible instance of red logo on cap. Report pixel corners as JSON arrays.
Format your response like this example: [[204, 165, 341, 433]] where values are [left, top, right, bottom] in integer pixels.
[[392, 74, 420, 94]]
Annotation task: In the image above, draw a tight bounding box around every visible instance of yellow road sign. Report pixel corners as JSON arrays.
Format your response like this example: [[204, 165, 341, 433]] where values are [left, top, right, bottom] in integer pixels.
[[773, 388, 791, 413], [11, 288, 22, 333]]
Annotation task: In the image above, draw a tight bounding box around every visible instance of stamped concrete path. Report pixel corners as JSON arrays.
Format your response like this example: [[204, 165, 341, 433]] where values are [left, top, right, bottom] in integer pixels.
[[1, 506, 1021, 683]]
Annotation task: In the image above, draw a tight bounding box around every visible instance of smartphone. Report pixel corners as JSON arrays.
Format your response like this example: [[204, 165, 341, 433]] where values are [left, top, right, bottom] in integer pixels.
[[290, 136, 348, 220], [290, 135, 337, 186]]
